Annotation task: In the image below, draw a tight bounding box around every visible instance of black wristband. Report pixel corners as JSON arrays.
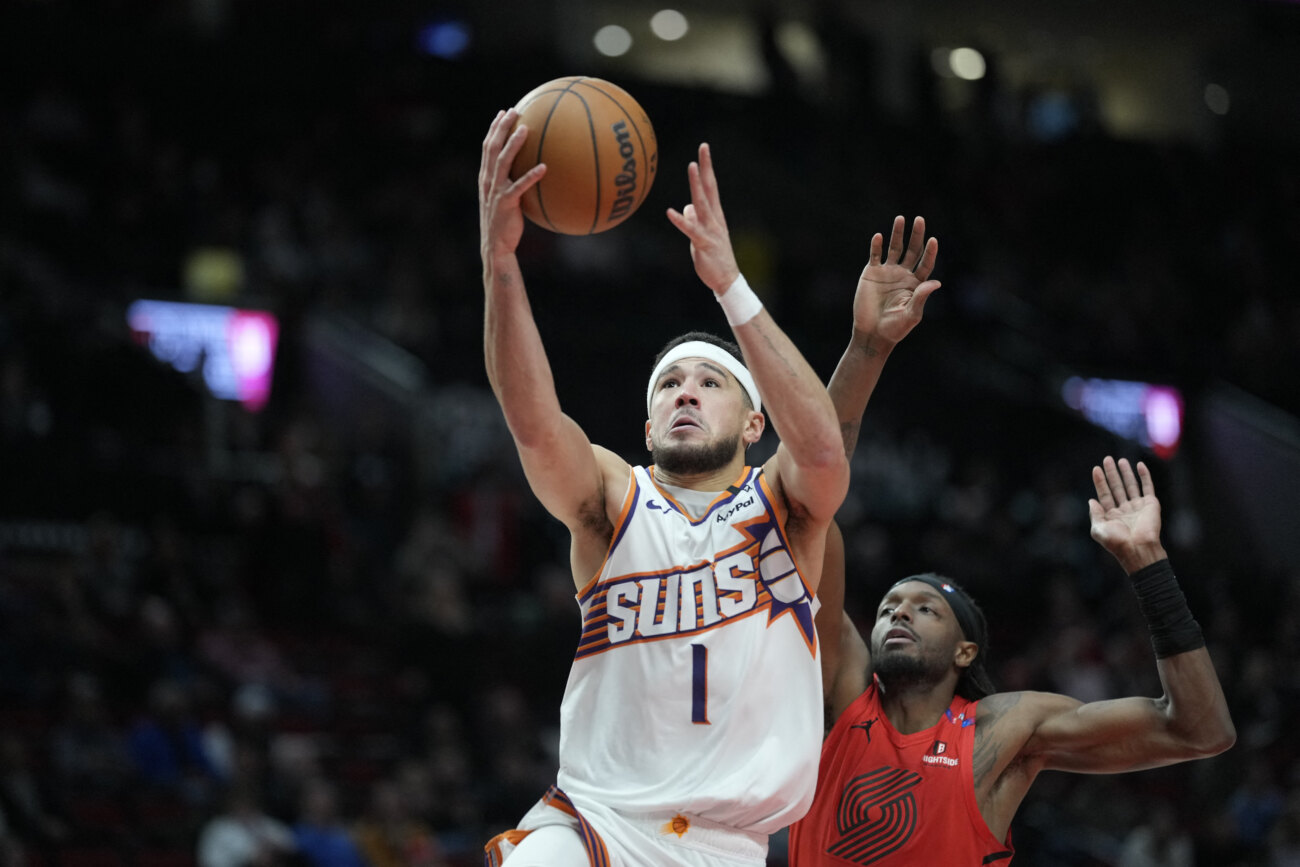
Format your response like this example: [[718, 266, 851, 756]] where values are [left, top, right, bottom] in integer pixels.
[[1130, 558, 1205, 658]]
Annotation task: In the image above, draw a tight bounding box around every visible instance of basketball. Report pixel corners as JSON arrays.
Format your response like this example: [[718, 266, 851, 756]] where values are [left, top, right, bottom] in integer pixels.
[[509, 76, 658, 235]]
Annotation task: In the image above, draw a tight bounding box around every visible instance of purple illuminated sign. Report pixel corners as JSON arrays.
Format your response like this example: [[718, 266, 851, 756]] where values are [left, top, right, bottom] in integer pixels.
[[1061, 376, 1184, 458], [127, 300, 279, 411]]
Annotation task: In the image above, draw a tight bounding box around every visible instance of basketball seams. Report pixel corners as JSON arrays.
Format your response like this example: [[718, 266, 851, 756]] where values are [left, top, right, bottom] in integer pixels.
[[514, 78, 584, 233], [560, 82, 603, 235], [531, 88, 572, 233]]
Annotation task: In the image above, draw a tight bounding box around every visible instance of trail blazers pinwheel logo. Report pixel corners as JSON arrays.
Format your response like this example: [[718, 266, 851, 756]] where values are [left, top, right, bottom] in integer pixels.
[[827, 767, 921, 865]]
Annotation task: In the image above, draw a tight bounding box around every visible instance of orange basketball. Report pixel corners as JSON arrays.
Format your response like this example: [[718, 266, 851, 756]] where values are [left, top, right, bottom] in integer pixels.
[[509, 76, 658, 235]]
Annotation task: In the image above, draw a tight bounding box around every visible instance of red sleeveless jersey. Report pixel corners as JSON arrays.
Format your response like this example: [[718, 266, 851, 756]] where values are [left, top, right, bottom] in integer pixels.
[[787, 680, 1013, 865]]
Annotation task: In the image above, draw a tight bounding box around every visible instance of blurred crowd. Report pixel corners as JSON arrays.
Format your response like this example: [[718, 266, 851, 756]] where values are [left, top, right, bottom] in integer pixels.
[[3, 3, 1300, 867]]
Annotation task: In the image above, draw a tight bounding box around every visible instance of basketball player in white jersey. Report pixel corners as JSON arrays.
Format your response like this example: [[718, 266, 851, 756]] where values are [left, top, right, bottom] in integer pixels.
[[478, 109, 850, 866]]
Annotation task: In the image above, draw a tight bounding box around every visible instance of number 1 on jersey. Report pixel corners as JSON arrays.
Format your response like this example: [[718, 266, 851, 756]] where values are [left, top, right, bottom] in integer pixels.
[[691, 643, 710, 724]]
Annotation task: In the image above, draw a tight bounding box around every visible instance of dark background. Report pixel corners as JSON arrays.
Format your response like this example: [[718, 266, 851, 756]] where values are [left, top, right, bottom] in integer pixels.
[[2, 1, 1299, 865]]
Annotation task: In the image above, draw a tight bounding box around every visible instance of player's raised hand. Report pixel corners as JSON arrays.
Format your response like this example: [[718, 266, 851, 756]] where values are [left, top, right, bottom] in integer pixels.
[[667, 143, 741, 295], [479, 108, 546, 259], [1088, 456, 1168, 573], [853, 216, 940, 344]]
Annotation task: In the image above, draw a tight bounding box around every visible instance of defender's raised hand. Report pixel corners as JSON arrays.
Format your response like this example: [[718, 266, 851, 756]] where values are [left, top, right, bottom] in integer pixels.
[[479, 108, 547, 260], [853, 215, 940, 344], [1088, 456, 1168, 573]]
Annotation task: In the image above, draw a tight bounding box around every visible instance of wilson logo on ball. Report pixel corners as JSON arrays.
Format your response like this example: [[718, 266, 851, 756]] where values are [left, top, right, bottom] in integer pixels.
[[608, 120, 638, 223]]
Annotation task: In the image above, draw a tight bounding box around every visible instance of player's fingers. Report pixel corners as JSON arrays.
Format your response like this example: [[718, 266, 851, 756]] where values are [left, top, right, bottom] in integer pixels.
[[912, 281, 940, 314], [506, 163, 546, 199], [886, 216, 905, 264], [1117, 458, 1142, 501], [868, 233, 884, 267], [914, 237, 939, 279], [479, 110, 507, 193], [482, 109, 505, 153], [666, 204, 698, 236], [497, 123, 529, 179], [902, 216, 926, 269], [1135, 461, 1156, 499], [1102, 456, 1127, 505], [487, 110, 517, 165], [684, 160, 713, 223], [697, 143, 721, 207], [1094, 461, 1118, 508]]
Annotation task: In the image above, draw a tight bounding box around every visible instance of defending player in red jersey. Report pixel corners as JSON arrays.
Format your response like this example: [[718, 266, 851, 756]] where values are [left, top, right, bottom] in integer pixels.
[[787, 217, 1236, 865]]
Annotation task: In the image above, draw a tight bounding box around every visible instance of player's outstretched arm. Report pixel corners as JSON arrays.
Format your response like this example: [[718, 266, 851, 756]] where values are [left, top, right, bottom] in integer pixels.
[[1007, 458, 1235, 775], [480, 108, 621, 553], [667, 143, 848, 529], [814, 218, 937, 704], [827, 216, 939, 459]]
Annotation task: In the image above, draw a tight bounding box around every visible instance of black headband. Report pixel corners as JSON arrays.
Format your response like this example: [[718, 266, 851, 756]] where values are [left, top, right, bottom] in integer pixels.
[[891, 574, 984, 647]]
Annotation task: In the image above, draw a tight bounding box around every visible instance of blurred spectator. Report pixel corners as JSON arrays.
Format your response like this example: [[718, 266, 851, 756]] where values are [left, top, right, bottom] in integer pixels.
[[1116, 799, 1193, 867], [197, 782, 297, 867], [1229, 756, 1289, 861], [352, 780, 445, 867], [409, 706, 477, 832], [471, 683, 554, 828], [0, 734, 70, 854], [197, 598, 328, 714], [1268, 790, 1300, 867], [129, 593, 211, 703], [291, 777, 368, 867], [48, 671, 133, 795], [127, 678, 226, 806]]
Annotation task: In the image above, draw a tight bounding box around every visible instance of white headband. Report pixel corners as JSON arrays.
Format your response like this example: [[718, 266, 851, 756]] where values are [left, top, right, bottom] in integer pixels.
[[645, 340, 762, 415]]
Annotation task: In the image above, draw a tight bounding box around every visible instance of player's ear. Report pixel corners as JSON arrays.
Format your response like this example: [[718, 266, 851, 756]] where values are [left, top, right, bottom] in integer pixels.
[[645, 418, 654, 452], [954, 641, 978, 670], [742, 410, 764, 446]]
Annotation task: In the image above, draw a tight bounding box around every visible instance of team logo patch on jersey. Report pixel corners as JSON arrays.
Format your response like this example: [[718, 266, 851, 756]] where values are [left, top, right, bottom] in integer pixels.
[[828, 767, 921, 865], [922, 741, 959, 767], [662, 814, 691, 838]]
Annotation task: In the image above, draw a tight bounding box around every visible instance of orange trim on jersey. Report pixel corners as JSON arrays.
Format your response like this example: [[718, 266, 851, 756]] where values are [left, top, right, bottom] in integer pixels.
[[577, 469, 641, 602], [583, 558, 717, 586], [542, 786, 579, 818], [483, 829, 530, 867], [647, 465, 756, 523], [755, 470, 787, 523], [754, 471, 814, 605], [725, 510, 773, 555]]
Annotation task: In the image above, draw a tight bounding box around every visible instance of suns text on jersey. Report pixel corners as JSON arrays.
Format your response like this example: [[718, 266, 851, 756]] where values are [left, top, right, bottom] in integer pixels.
[[572, 523, 816, 659]]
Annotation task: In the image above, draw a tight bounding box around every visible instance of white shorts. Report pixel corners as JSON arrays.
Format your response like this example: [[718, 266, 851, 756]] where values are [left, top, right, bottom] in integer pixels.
[[503, 825, 589, 866], [485, 786, 768, 867]]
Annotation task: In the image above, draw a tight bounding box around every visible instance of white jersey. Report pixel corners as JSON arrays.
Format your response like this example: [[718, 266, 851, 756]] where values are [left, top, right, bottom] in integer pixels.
[[556, 464, 824, 836]]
